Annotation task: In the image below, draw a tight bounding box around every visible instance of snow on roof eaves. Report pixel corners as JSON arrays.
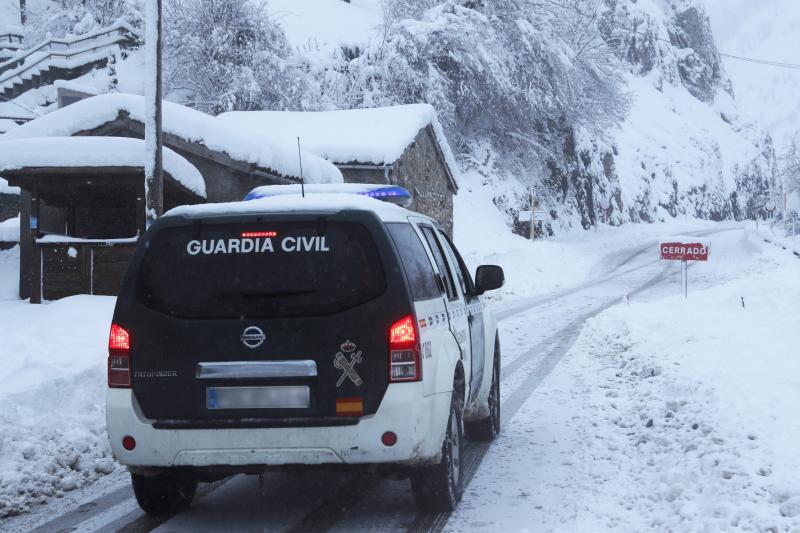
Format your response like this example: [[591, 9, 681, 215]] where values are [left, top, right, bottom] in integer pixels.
[[0, 94, 343, 185], [216, 104, 460, 191], [0, 136, 207, 198]]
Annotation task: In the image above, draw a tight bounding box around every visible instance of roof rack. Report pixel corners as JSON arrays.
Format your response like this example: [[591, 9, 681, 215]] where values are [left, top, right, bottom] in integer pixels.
[[244, 183, 413, 208]]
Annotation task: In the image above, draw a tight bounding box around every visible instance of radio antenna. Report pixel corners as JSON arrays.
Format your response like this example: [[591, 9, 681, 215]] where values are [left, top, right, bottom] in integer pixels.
[[297, 136, 305, 198]]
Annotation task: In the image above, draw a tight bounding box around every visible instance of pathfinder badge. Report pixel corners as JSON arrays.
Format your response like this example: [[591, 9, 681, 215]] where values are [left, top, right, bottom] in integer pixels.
[[334, 340, 364, 387]]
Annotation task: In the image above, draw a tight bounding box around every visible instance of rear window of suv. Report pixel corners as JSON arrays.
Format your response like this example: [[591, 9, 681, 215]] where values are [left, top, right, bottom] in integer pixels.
[[386, 223, 440, 301], [136, 221, 386, 318]]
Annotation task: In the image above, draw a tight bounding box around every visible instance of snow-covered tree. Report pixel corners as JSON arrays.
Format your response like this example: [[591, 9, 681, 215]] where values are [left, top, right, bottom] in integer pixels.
[[163, 0, 309, 114], [22, 0, 141, 42], [782, 136, 800, 194]]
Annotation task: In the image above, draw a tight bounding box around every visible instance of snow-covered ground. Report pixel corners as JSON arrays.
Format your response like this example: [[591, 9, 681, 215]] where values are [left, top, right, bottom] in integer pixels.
[[0, 245, 117, 519], [448, 228, 800, 531]]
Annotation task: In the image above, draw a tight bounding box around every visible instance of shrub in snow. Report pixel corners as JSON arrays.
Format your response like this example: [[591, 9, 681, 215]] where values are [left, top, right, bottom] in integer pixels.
[[164, 0, 310, 114]]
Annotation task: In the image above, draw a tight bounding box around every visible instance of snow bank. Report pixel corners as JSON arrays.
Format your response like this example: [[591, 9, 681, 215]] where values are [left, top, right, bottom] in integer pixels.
[[0, 215, 19, 242], [216, 103, 459, 187], [0, 137, 206, 198], [1, 93, 343, 185], [450, 228, 800, 531], [0, 251, 117, 517], [567, 243, 800, 529]]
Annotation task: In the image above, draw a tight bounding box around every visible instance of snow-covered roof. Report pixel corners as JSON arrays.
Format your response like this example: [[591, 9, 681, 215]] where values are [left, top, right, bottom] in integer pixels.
[[216, 104, 459, 190], [1, 93, 343, 185], [165, 193, 417, 224], [0, 137, 207, 198]]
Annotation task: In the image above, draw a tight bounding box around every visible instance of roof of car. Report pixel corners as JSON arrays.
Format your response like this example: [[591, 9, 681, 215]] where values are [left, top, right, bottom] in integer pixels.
[[163, 193, 434, 226]]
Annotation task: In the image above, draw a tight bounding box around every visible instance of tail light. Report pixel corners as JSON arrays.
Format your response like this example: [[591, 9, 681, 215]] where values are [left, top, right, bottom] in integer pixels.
[[108, 323, 131, 388], [389, 315, 421, 382]]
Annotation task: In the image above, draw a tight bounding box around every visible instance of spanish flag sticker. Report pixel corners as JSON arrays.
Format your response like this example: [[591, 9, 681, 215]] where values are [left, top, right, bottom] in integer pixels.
[[336, 397, 364, 417]]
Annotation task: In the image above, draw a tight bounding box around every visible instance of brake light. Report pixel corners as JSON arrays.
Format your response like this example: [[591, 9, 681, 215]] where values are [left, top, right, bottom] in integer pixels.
[[108, 323, 131, 388], [389, 315, 421, 382], [240, 231, 277, 238]]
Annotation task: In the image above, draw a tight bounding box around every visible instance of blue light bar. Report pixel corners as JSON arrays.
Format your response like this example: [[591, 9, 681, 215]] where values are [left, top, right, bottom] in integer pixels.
[[244, 184, 413, 208]]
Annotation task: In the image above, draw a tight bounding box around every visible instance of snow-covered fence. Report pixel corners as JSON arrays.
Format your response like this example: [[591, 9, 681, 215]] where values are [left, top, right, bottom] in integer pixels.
[[0, 30, 24, 61], [0, 22, 139, 99]]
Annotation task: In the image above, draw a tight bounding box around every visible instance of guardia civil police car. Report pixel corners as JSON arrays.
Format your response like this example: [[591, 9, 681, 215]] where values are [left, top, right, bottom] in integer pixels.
[[106, 184, 504, 513]]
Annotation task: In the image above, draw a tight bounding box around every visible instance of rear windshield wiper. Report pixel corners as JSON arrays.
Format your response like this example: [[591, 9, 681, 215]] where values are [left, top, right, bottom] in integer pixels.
[[239, 289, 317, 299]]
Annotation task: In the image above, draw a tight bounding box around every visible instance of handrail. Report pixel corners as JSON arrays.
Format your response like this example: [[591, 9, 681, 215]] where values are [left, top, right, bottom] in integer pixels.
[[0, 35, 131, 87], [0, 21, 138, 76]]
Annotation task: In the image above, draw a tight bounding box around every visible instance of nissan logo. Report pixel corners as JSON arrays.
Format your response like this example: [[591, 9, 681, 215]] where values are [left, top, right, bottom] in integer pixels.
[[240, 326, 266, 349]]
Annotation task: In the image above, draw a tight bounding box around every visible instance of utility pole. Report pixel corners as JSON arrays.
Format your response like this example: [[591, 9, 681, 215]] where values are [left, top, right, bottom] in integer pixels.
[[144, 0, 163, 229], [530, 191, 537, 241]]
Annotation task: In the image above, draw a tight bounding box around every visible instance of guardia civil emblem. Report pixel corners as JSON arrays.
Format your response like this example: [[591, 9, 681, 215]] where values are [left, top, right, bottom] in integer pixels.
[[334, 340, 363, 387]]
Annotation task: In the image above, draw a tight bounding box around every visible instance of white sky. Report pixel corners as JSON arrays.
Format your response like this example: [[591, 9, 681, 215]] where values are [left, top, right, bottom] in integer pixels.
[[702, 0, 800, 148]]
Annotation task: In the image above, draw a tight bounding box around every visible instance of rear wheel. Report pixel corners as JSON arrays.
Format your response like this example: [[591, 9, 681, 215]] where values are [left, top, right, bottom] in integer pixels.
[[410, 390, 464, 511], [465, 338, 500, 441], [131, 470, 197, 514]]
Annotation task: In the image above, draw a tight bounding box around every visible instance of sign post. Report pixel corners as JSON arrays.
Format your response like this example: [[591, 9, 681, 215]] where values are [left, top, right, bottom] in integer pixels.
[[659, 241, 709, 298], [519, 191, 539, 241]]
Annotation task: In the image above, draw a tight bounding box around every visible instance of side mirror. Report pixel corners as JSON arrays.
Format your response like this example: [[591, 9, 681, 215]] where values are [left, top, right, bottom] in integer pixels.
[[474, 265, 504, 295]]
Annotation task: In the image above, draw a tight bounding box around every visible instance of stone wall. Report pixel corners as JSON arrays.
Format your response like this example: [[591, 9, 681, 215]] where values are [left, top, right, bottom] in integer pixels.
[[390, 126, 454, 237]]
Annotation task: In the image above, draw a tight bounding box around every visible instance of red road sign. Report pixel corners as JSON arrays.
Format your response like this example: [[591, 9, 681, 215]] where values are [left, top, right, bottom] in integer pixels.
[[660, 242, 709, 261]]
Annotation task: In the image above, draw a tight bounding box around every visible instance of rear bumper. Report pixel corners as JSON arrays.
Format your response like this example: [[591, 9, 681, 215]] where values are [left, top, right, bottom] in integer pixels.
[[107, 383, 450, 469]]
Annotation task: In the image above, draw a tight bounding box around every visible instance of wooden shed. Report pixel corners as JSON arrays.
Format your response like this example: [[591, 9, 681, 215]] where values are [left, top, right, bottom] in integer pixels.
[[0, 137, 205, 302]]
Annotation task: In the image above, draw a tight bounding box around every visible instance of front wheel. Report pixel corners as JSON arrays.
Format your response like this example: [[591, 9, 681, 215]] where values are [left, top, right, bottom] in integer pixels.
[[131, 470, 197, 514], [410, 392, 464, 511]]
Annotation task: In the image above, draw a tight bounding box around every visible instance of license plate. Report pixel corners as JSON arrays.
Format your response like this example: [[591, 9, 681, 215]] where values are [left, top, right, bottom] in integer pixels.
[[206, 386, 310, 409]]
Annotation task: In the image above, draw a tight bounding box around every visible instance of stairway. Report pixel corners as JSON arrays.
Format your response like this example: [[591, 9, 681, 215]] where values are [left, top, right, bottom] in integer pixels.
[[0, 22, 139, 100]]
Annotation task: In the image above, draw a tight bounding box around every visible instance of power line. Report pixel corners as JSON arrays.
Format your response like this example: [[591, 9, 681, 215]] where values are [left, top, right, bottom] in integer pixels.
[[0, 93, 42, 118], [719, 52, 800, 70], [539, 0, 800, 70]]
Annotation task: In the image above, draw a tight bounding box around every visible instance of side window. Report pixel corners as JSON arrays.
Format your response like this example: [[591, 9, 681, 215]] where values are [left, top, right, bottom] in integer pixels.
[[420, 225, 458, 301], [386, 223, 441, 301], [441, 233, 475, 296]]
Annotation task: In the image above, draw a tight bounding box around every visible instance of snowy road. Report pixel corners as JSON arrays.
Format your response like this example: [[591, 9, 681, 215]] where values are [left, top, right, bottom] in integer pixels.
[[11, 227, 740, 533]]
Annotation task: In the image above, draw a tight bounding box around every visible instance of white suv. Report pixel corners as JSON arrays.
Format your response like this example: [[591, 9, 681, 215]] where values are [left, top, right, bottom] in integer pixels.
[[106, 185, 504, 513]]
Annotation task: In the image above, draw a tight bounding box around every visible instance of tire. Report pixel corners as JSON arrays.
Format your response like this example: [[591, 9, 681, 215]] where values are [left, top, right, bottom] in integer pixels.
[[131, 470, 197, 514], [464, 339, 500, 441], [410, 390, 464, 511]]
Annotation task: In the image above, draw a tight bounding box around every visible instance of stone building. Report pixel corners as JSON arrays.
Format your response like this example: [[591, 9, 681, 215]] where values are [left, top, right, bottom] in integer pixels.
[[216, 104, 460, 236]]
